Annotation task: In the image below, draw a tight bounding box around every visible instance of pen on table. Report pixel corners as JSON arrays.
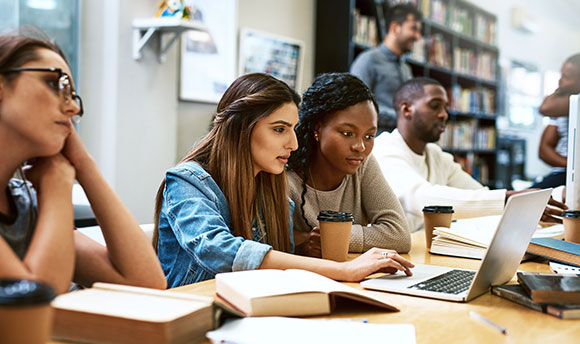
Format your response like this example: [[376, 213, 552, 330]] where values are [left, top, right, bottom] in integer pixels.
[[469, 311, 507, 335]]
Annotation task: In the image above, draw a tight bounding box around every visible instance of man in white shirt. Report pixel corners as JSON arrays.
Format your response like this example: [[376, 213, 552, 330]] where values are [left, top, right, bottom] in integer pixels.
[[373, 77, 565, 231]]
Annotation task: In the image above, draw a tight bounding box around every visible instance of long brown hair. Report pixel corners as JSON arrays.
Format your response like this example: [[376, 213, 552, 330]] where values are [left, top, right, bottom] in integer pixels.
[[153, 73, 300, 252]]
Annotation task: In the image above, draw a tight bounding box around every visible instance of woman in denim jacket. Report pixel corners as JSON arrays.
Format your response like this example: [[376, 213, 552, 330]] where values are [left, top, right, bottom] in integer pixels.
[[154, 73, 414, 288]]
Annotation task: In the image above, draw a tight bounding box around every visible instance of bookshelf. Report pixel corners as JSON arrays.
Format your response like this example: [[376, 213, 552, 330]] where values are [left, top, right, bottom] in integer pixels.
[[314, 0, 385, 75], [314, 0, 500, 187]]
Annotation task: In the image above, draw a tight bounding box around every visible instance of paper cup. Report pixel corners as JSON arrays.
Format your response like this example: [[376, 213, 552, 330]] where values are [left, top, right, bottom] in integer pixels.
[[422, 206, 454, 250], [562, 210, 580, 244], [318, 210, 354, 262], [0, 280, 56, 344]]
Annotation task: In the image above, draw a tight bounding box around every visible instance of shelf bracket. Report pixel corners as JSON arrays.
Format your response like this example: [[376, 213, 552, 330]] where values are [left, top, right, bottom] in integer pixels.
[[132, 18, 209, 63], [133, 27, 158, 61], [159, 32, 181, 63]]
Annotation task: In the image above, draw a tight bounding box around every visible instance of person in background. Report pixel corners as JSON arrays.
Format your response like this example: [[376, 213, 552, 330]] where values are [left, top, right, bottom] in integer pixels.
[[533, 53, 580, 188], [350, 3, 422, 134], [286, 73, 410, 258], [0, 28, 166, 294], [373, 77, 566, 231], [153, 73, 414, 288]]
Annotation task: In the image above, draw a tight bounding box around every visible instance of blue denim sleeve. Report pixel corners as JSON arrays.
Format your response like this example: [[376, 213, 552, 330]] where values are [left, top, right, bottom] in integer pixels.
[[288, 197, 295, 254], [163, 169, 272, 276]]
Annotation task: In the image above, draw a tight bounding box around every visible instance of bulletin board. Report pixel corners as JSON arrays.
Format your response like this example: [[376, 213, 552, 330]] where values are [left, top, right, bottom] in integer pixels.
[[238, 28, 304, 90], [179, 0, 237, 103]]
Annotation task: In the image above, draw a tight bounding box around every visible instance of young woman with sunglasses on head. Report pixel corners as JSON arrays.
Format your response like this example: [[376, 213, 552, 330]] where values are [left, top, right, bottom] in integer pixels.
[[153, 73, 413, 288], [0, 29, 166, 293], [287, 73, 411, 258]]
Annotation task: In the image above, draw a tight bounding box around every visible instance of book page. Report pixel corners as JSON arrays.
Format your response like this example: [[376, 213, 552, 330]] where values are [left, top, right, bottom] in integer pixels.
[[52, 286, 211, 322], [207, 317, 416, 344], [217, 270, 334, 299], [434, 216, 564, 247]]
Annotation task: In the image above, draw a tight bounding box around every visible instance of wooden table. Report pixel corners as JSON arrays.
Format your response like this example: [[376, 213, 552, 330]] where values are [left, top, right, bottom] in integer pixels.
[[174, 231, 580, 343]]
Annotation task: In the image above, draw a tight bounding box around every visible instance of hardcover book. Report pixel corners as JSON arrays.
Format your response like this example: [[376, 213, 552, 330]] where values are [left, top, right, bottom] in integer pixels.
[[491, 284, 580, 319], [516, 272, 580, 304], [215, 269, 398, 317], [51, 283, 214, 344], [526, 238, 580, 267]]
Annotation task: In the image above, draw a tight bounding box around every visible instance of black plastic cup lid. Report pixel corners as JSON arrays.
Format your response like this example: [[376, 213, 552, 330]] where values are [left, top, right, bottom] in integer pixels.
[[562, 210, 580, 219], [317, 210, 354, 222], [422, 205, 454, 214], [0, 280, 56, 306]]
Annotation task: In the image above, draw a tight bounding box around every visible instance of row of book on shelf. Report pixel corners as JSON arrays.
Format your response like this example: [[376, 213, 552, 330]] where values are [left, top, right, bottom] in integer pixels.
[[352, 8, 379, 47], [452, 153, 490, 185], [438, 120, 496, 150], [449, 85, 495, 114], [413, 34, 497, 81], [421, 0, 497, 45]]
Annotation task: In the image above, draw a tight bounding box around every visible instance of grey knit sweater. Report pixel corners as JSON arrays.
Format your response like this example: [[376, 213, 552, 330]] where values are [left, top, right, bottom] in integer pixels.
[[287, 155, 411, 253]]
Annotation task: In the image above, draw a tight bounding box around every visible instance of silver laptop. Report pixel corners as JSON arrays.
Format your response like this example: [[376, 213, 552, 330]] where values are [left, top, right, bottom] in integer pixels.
[[361, 189, 552, 302]]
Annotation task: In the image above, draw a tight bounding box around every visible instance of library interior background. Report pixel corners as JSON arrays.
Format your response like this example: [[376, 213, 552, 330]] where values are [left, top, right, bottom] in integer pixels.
[[2, 0, 580, 223]]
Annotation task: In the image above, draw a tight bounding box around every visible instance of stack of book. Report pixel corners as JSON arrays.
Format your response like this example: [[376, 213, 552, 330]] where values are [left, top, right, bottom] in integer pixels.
[[492, 272, 580, 320]]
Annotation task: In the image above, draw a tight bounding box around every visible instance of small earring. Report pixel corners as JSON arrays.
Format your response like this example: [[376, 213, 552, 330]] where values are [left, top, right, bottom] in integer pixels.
[[314, 132, 319, 142]]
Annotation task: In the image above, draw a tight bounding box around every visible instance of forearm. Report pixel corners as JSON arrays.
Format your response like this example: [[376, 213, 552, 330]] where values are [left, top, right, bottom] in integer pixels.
[[539, 146, 567, 167], [22, 183, 76, 294], [539, 93, 571, 117], [351, 221, 411, 254], [259, 250, 345, 281], [74, 158, 165, 289]]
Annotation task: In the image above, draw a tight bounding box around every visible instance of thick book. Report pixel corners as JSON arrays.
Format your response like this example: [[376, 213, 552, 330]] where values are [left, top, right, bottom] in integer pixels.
[[51, 283, 214, 344], [517, 272, 580, 304], [429, 216, 563, 259], [526, 237, 580, 267], [215, 269, 398, 317], [491, 284, 580, 320]]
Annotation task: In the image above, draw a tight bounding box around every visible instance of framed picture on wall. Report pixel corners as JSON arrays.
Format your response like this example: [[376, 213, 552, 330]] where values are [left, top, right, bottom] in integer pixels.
[[180, 0, 237, 103], [238, 28, 304, 91]]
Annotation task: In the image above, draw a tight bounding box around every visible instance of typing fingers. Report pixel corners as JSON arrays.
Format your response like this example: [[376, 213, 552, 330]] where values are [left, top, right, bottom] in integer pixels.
[[380, 251, 414, 276]]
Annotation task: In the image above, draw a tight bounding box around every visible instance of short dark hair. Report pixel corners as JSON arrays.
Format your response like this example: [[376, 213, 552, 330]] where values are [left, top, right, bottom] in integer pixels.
[[566, 53, 580, 72], [393, 77, 442, 115], [385, 4, 423, 30]]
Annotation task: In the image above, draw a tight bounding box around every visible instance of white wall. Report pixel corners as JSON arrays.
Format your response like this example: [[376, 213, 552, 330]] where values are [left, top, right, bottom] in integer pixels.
[[466, 0, 580, 180], [81, 0, 178, 223], [176, 0, 315, 158], [80, 0, 314, 222]]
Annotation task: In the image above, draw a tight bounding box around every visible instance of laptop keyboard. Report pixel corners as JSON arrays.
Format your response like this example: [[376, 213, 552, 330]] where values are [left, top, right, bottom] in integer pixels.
[[408, 269, 476, 294]]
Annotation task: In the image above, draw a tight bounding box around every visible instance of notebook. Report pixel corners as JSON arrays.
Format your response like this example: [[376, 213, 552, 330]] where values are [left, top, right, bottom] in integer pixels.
[[361, 189, 552, 302]]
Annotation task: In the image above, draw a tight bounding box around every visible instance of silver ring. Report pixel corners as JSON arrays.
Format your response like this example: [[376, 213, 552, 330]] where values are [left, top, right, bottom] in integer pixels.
[[381, 251, 391, 259]]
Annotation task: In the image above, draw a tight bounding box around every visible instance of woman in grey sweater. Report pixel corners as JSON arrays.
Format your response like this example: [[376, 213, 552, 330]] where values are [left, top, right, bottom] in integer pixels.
[[287, 73, 411, 257]]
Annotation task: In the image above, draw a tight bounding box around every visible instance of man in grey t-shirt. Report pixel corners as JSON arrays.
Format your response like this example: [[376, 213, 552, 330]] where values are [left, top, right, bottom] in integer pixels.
[[350, 4, 422, 134]]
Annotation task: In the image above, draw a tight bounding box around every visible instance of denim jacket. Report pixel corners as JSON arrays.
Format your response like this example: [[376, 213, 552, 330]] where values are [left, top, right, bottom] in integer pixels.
[[157, 161, 294, 288]]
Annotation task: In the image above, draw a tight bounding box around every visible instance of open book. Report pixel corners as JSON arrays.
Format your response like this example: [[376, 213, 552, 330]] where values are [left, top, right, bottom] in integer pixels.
[[429, 215, 564, 259], [215, 269, 398, 317], [51, 283, 214, 344]]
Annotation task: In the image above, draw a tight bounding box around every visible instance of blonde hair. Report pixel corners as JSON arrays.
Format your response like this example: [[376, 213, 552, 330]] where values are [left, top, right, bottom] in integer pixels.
[[153, 73, 300, 252]]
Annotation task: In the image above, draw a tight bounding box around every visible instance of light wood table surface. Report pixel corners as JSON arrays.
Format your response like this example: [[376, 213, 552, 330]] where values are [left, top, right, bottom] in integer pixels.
[[174, 231, 580, 343]]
